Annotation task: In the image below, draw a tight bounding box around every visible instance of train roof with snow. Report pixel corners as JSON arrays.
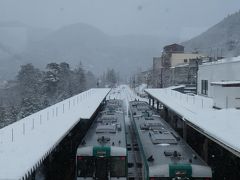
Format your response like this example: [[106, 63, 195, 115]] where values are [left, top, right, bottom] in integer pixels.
[[129, 100, 212, 179], [77, 99, 126, 155]]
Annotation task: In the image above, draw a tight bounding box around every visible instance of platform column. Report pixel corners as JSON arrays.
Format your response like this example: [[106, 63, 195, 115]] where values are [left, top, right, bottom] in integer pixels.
[[183, 121, 187, 141], [169, 111, 174, 127], [152, 98, 155, 108], [203, 138, 209, 163], [163, 106, 169, 120], [157, 101, 159, 110]]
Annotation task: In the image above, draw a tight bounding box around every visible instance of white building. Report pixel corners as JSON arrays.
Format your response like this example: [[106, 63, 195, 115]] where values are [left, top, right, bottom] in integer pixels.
[[170, 53, 204, 67], [198, 56, 240, 109]]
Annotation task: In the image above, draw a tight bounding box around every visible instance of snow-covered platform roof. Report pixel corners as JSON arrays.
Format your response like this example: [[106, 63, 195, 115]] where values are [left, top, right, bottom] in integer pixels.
[[201, 56, 240, 66], [211, 81, 240, 87], [145, 88, 240, 157], [0, 88, 110, 180]]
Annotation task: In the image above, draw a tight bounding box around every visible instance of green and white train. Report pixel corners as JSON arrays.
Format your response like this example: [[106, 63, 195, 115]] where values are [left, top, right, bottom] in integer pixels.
[[129, 101, 212, 180], [76, 100, 127, 180]]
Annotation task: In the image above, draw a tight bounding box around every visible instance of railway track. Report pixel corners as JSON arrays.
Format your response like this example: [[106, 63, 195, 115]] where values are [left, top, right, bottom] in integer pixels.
[[124, 93, 142, 180]]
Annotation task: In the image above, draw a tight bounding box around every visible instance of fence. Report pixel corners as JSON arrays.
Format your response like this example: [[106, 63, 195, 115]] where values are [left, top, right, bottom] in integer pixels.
[[0, 89, 94, 145]]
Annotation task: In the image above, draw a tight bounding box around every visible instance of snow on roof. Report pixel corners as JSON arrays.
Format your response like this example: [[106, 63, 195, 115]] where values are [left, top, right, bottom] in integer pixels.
[[168, 85, 185, 90], [145, 88, 240, 156], [201, 56, 240, 66], [211, 81, 240, 86], [0, 88, 110, 180]]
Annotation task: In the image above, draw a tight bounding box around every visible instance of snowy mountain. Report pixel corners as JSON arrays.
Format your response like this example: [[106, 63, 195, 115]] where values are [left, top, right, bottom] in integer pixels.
[[182, 11, 240, 57], [0, 21, 52, 80], [22, 23, 165, 76], [0, 23, 166, 79]]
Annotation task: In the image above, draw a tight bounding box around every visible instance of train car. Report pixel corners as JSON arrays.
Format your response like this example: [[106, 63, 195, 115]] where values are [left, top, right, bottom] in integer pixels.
[[76, 99, 127, 180], [129, 100, 212, 180]]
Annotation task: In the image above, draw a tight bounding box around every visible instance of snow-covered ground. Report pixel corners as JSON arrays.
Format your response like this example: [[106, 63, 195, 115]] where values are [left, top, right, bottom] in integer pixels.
[[145, 88, 240, 156], [0, 88, 110, 180], [108, 85, 146, 107], [135, 83, 148, 97], [107, 85, 146, 124]]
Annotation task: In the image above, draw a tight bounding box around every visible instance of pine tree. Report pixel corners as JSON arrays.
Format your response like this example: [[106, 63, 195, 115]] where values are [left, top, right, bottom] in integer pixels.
[[43, 63, 61, 103], [0, 106, 6, 128], [86, 71, 97, 89], [17, 64, 44, 118], [73, 62, 86, 94], [58, 62, 72, 100], [106, 68, 117, 87], [17, 63, 42, 97]]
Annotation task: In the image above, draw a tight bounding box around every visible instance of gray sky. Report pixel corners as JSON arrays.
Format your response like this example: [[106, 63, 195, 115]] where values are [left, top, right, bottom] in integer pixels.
[[1, 0, 240, 40]]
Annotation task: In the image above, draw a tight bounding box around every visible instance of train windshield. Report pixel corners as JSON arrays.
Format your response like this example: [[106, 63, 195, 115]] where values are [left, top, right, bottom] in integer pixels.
[[77, 156, 94, 177], [110, 156, 126, 177], [95, 157, 109, 179]]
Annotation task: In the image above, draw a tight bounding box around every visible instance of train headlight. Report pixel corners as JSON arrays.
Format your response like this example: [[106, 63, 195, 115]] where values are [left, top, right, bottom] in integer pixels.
[[77, 156, 83, 160]]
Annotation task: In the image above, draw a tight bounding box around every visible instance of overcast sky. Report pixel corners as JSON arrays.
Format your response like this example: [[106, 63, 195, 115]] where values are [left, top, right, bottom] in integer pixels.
[[1, 0, 240, 40]]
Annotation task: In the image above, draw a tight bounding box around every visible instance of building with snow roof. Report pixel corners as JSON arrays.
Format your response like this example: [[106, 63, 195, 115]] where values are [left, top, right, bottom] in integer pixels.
[[198, 56, 240, 109], [152, 43, 206, 88]]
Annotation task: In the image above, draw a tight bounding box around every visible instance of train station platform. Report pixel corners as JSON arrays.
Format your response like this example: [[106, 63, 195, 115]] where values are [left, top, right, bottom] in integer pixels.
[[0, 88, 110, 180], [145, 87, 240, 158]]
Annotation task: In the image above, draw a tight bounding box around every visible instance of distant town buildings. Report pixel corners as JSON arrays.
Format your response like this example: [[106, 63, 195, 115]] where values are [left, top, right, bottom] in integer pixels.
[[163, 43, 184, 53], [152, 43, 205, 89], [138, 70, 152, 87]]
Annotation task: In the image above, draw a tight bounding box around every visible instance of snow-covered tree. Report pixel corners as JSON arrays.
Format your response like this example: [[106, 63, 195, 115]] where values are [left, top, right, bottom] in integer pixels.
[[0, 106, 6, 128], [19, 97, 42, 118], [86, 71, 97, 89], [43, 63, 61, 103], [0, 61, 96, 128], [17, 63, 43, 98], [73, 62, 86, 94], [105, 68, 117, 87], [17, 64, 44, 118]]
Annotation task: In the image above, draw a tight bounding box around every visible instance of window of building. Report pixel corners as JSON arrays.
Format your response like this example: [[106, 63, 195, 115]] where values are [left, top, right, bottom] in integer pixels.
[[184, 59, 188, 63], [201, 80, 208, 95]]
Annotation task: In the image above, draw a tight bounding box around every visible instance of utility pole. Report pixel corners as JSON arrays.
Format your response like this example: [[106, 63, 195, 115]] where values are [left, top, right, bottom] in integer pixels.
[[195, 58, 200, 94]]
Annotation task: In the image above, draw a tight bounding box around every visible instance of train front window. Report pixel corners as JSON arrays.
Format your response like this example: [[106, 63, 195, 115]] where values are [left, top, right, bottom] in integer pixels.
[[110, 156, 126, 177], [95, 157, 108, 179], [77, 156, 94, 177]]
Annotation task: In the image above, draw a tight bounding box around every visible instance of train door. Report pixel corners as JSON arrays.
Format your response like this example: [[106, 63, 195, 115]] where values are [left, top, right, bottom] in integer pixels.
[[95, 157, 109, 180]]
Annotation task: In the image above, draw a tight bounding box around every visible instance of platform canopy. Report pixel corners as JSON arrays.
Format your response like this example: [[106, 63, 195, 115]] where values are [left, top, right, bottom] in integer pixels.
[[145, 87, 240, 157], [0, 88, 110, 180]]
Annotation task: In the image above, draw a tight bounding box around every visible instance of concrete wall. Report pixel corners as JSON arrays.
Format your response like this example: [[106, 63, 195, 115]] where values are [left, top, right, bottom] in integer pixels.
[[152, 66, 197, 88], [198, 60, 240, 97], [171, 66, 197, 85]]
